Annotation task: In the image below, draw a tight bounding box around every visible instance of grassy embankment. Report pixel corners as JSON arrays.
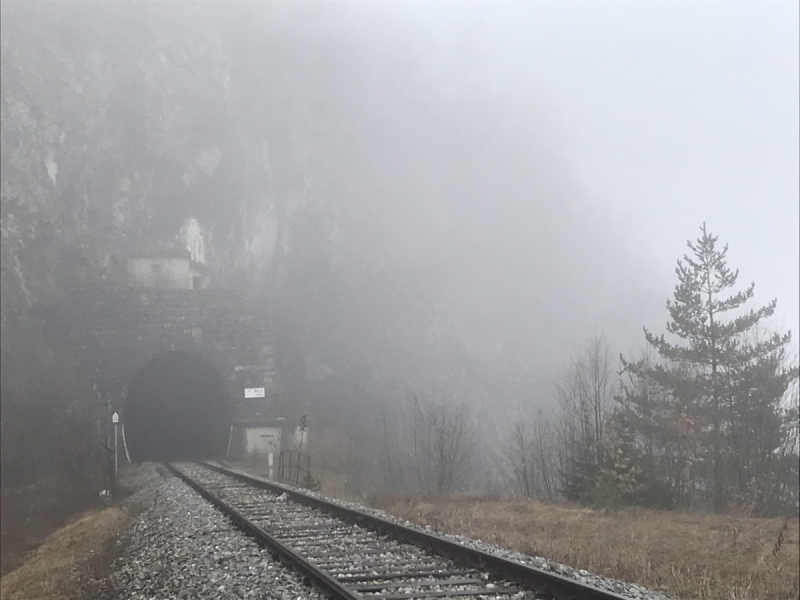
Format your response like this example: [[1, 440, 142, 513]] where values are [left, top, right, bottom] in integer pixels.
[[0, 464, 158, 600], [368, 495, 799, 600]]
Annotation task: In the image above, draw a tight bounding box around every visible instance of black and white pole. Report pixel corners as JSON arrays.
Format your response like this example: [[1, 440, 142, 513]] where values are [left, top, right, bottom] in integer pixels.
[[112, 411, 120, 477]]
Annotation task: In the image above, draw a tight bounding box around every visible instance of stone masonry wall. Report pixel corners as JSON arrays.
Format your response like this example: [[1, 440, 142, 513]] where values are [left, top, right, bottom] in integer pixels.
[[47, 283, 277, 424]]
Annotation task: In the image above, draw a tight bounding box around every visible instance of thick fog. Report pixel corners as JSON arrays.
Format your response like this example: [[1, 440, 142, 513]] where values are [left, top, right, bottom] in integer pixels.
[[2, 1, 797, 491], [405, 1, 800, 334]]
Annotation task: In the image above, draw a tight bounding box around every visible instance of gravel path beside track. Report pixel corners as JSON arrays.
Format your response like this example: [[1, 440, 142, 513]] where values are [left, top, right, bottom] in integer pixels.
[[91, 467, 324, 600]]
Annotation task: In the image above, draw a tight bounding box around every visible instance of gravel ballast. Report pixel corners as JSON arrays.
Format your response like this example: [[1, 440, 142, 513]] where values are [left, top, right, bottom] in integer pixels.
[[92, 468, 324, 600], [177, 463, 530, 598]]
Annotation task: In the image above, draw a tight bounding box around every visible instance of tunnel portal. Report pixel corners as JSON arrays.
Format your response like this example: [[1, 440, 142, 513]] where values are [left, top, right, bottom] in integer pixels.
[[125, 351, 232, 461]]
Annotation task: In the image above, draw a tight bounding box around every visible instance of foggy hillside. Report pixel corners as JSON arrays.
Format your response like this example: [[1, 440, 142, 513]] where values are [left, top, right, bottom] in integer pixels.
[[1, 1, 664, 418]]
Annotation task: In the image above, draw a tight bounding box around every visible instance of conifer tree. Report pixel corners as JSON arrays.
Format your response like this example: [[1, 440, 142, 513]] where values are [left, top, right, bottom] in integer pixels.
[[632, 223, 791, 512]]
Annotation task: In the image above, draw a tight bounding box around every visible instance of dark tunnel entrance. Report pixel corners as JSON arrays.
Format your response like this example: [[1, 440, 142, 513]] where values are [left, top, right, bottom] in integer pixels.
[[124, 351, 231, 462]]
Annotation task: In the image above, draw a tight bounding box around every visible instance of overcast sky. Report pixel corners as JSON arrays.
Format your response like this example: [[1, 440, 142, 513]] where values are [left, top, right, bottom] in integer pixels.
[[404, 0, 799, 339]]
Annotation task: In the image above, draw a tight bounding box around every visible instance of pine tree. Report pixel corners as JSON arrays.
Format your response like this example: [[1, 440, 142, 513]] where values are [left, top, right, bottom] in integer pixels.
[[633, 223, 791, 512]]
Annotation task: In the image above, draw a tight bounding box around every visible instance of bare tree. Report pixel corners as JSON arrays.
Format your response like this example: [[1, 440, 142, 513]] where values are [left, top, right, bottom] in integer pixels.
[[534, 414, 558, 501], [506, 408, 558, 500], [555, 334, 615, 502], [406, 392, 476, 494], [508, 418, 536, 498]]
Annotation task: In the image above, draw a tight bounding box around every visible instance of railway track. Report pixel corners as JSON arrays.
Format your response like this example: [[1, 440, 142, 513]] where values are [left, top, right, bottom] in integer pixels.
[[167, 461, 632, 600]]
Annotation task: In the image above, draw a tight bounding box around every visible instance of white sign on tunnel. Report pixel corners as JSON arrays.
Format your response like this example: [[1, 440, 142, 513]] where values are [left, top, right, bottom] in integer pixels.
[[244, 387, 266, 399]]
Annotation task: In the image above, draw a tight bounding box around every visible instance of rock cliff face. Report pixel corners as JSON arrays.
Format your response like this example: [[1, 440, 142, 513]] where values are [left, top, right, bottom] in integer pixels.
[[0, 2, 282, 326], [2, 1, 443, 327]]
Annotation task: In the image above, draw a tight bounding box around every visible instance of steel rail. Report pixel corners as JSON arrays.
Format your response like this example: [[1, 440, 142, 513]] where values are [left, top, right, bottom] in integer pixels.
[[198, 461, 632, 600], [165, 463, 361, 600]]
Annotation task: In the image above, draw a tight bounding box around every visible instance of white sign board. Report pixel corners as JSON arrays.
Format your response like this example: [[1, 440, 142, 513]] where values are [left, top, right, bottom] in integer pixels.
[[244, 387, 266, 399], [112, 412, 120, 424]]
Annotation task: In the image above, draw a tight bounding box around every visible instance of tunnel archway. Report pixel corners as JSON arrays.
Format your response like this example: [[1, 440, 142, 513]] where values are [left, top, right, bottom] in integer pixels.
[[124, 351, 232, 461]]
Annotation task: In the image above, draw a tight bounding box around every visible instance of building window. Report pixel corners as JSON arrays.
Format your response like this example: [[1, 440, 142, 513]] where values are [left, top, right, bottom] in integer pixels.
[[150, 263, 164, 275], [192, 276, 202, 289]]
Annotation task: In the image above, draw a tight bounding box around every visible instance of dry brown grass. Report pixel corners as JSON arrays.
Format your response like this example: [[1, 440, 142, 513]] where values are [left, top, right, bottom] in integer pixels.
[[0, 505, 127, 600], [0, 477, 97, 577], [0, 463, 158, 600], [367, 496, 799, 600]]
